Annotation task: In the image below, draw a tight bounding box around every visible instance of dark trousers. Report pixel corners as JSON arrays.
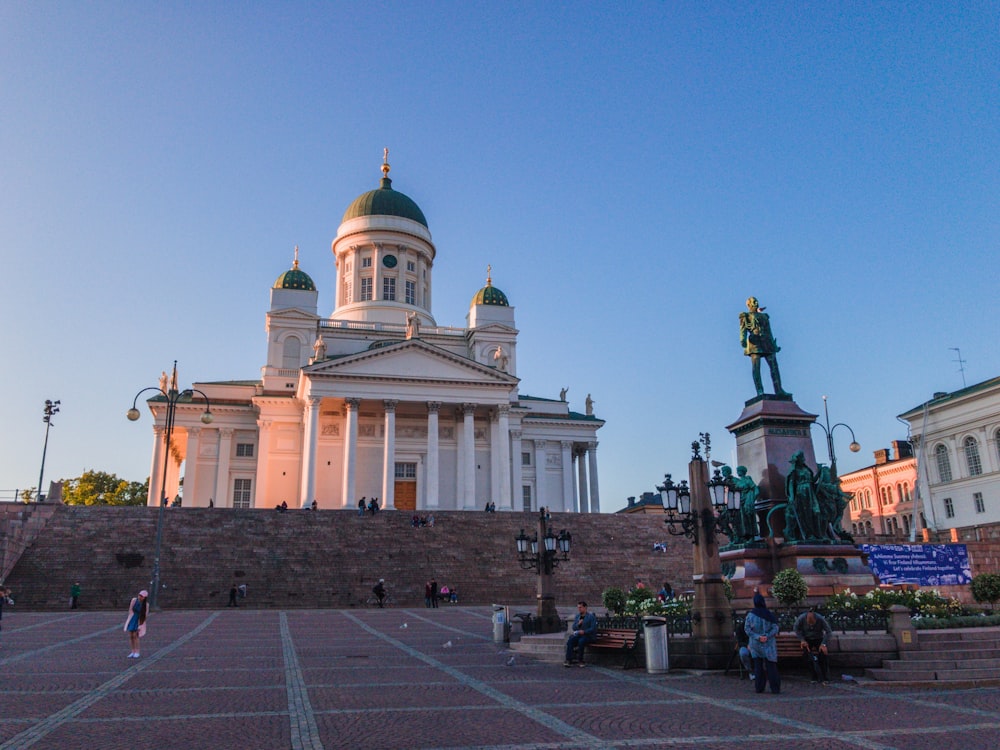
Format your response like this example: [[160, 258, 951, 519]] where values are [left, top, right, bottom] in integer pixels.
[[71, 596, 79, 609], [565, 633, 594, 662], [802, 642, 830, 681], [753, 657, 781, 694], [431, 594, 438, 609]]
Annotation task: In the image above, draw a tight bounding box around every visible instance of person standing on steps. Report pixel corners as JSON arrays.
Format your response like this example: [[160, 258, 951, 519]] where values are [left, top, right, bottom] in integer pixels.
[[124, 590, 149, 659]]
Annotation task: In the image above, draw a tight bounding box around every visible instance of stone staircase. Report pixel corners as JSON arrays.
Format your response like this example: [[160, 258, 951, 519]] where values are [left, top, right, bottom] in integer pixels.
[[509, 631, 569, 664], [0, 503, 57, 583], [3, 505, 693, 611], [865, 627, 1000, 685]]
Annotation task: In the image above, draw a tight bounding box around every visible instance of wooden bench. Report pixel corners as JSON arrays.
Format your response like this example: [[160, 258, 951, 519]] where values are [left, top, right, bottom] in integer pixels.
[[587, 626, 643, 669], [776, 633, 802, 662]]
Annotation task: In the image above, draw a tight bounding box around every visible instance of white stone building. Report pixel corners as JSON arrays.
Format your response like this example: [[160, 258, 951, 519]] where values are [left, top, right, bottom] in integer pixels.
[[143, 157, 604, 512], [898, 376, 1000, 533]]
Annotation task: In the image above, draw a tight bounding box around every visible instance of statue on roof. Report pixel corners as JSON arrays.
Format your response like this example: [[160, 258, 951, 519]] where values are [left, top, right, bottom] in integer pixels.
[[559, 387, 568, 402], [492, 344, 508, 372], [405, 311, 420, 339], [585, 394, 594, 416], [311, 335, 327, 363]]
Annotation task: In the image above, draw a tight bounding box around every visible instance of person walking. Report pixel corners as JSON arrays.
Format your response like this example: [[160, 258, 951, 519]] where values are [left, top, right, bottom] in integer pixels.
[[744, 592, 780, 694], [124, 590, 149, 659], [228, 583, 239, 607], [794, 609, 833, 683], [564, 600, 597, 667], [70, 581, 81, 609]]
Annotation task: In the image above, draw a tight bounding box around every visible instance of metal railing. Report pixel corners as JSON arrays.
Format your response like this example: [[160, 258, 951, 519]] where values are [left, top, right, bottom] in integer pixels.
[[733, 608, 890, 635]]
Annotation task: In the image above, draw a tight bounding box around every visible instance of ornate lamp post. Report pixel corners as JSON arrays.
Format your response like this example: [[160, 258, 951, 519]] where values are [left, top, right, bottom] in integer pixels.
[[515, 509, 571, 633], [35, 399, 61, 502], [656, 440, 733, 668], [127, 362, 212, 609], [814, 395, 860, 476]]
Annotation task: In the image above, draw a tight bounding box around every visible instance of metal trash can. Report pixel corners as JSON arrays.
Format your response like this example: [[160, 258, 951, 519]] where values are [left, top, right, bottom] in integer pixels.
[[492, 604, 508, 643], [642, 616, 669, 674]]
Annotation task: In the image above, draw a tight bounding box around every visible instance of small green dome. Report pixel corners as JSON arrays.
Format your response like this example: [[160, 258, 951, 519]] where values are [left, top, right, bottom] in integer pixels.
[[273, 249, 316, 291], [342, 176, 428, 228], [471, 267, 509, 306]]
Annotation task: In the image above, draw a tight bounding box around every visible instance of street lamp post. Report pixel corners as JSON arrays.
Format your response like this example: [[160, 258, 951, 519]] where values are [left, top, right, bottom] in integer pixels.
[[815, 395, 860, 477], [36, 399, 61, 502], [127, 362, 212, 609], [514, 509, 571, 634]]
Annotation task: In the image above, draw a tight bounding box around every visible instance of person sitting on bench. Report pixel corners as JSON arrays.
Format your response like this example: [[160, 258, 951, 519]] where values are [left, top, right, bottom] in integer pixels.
[[794, 609, 833, 683], [564, 600, 598, 667]]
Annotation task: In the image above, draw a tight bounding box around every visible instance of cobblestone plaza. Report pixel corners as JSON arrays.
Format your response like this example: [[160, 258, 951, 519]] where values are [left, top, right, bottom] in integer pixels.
[[2, 607, 1000, 749]]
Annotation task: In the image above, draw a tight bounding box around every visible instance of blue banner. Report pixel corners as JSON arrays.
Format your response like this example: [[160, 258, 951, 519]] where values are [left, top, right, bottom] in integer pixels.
[[859, 544, 972, 586]]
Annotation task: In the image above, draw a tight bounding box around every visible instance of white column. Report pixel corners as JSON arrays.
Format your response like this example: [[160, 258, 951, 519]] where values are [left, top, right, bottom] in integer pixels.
[[342, 398, 360, 508], [148, 425, 165, 506], [184, 427, 202, 506], [496, 405, 512, 510], [216, 428, 233, 507], [462, 403, 477, 509], [576, 445, 589, 513], [253, 420, 271, 508], [534, 440, 547, 512], [510, 430, 523, 511], [561, 441, 574, 512], [426, 402, 440, 508], [299, 396, 321, 508], [381, 400, 398, 510], [588, 441, 601, 513]]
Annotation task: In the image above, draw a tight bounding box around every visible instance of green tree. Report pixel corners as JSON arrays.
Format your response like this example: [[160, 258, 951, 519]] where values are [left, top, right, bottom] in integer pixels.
[[971, 573, 1000, 610], [62, 470, 148, 506]]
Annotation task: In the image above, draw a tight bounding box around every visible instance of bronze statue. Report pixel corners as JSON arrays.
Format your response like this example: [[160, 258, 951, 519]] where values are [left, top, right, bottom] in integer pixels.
[[739, 296, 788, 397], [815, 464, 854, 542], [785, 451, 821, 541], [734, 465, 760, 540]]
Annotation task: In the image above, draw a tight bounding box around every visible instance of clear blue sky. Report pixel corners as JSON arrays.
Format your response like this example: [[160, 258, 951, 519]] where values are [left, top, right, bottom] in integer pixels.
[[2, 2, 997, 508]]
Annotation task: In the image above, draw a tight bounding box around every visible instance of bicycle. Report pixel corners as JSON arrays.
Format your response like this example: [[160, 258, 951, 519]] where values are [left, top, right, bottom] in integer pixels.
[[366, 594, 394, 608]]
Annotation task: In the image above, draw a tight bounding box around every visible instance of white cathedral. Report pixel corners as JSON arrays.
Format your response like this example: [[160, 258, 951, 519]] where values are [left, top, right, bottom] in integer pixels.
[[144, 155, 604, 513]]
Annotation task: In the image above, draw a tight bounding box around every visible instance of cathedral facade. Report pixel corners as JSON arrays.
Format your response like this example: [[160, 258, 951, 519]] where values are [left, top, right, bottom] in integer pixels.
[[143, 157, 604, 512]]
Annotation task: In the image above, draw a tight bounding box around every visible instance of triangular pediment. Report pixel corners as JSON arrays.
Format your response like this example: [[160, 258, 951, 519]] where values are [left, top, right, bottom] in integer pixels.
[[305, 340, 517, 385], [469, 322, 518, 335], [268, 308, 320, 322]]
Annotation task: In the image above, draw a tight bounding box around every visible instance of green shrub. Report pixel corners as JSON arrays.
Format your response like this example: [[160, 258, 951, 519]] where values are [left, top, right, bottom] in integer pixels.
[[971, 573, 1000, 610], [602, 587, 627, 615], [770, 569, 808, 608]]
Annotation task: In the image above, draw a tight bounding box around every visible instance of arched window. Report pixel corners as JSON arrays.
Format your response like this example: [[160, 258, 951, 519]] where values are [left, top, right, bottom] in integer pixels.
[[903, 515, 911, 535], [903, 483, 911, 503], [281, 337, 301, 369], [964, 436, 983, 476], [935, 444, 952, 482], [896, 484, 904, 503]]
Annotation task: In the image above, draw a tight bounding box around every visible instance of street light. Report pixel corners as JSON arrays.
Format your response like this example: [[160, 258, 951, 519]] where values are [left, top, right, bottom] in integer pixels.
[[514, 508, 571, 633], [36, 399, 61, 502], [127, 361, 212, 609], [814, 395, 860, 477], [658, 443, 741, 547]]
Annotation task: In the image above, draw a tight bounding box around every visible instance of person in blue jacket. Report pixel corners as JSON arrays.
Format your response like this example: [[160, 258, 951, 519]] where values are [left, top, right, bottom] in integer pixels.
[[564, 600, 598, 667], [745, 592, 780, 693]]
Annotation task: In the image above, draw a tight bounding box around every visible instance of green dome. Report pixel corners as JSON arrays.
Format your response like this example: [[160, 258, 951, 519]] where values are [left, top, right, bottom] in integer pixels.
[[342, 176, 428, 228], [471, 271, 509, 307], [273, 253, 316, 291]]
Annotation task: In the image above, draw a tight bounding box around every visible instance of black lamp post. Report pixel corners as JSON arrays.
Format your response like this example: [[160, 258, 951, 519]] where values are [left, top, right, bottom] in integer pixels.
[[814, 395, 860, 476], [36, 399, 60, 502], [127, 362, 212, 609], [515, 509, 571, 633], [658, 460, 739, 546]]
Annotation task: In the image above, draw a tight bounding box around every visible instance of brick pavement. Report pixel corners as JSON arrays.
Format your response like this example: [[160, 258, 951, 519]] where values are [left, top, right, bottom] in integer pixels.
[[2, 606, 1000, 749]]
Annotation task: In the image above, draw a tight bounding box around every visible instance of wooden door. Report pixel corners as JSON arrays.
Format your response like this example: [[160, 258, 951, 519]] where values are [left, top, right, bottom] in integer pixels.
[[395, 481, 417, 511]]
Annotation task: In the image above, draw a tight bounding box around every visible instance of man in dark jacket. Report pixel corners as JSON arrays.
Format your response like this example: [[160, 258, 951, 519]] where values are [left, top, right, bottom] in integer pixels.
[[794, 609, 833, 682], [564, 601, 598, 667]]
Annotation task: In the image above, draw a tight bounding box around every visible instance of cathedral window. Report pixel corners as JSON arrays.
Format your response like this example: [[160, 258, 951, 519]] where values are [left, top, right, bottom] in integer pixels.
[[405, 280, 416, 305], [395, 462, 416, 478], [522, 485, 532, 512], [233, 478, 252, 508], [407, 260, 415, 272], [383, 277, 396, 301], [362, 256, 372, 268], [360, 277, 373, 301], [974, 492, 985, 513], [943, 497, 954, 518], [236, 443, 254, 458], [344, 280, 352, 304], [281, 337, 301, 369]]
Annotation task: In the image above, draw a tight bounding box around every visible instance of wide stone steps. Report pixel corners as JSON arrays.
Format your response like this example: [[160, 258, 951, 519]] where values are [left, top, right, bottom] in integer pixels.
[[508, 632, 567, 664], [865, 627, 1000, 684]]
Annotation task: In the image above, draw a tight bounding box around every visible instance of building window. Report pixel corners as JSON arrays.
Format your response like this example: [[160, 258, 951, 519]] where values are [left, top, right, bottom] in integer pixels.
[[935, 444, 952, 482], [974, 492, 985, 513], [395, 462, 417, 479], [964, 436, 983, 476], [233, 479, 252, 508], [344, 262, 352, 274], [281, 337, 301, 369], [405, 280, 416, 305], [407, 260, 415, 272], [236, 443, 254, 458], [362, 256, 372, 268], [521, 451, 531, 466], [903, 483, 911, 503], [522, 485, 532, 512], [383, 276, 396, 301], [943, 497, 954, 518], [344, 280, 353, 304], [360, 277, 372, 301]]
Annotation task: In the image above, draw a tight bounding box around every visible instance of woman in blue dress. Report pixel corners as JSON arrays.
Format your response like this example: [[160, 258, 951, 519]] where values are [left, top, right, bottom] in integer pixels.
[[744, 592, 780, 694], [123, 590, 148, 659]]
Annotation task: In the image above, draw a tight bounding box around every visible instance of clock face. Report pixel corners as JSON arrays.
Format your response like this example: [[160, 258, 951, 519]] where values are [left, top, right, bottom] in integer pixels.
[[382, 254, 398, 269]]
